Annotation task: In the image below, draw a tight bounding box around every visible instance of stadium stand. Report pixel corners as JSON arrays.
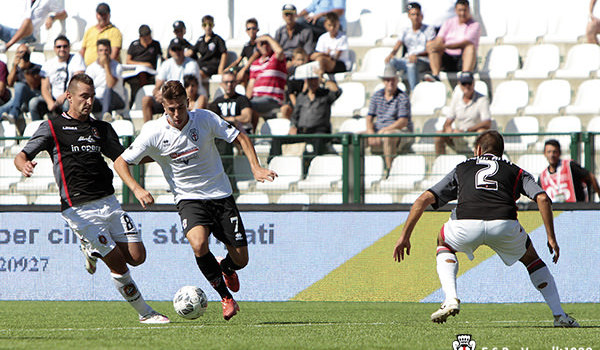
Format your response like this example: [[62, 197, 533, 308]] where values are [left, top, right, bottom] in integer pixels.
[[479, 45, 520, 79], [513, 44, 560, 79], [523, 80, 571, 116]]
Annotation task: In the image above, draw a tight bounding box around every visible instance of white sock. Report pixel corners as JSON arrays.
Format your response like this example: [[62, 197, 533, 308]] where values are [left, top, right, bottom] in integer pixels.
[[436, 248, 458, 303], [528, 264, 564, 316], [111, 270, 153, 317]]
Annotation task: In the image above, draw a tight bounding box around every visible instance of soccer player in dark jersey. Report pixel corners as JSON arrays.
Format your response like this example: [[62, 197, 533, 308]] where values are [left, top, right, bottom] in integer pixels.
[[14, 73, 169, 324], [392, 130, 579, 327]]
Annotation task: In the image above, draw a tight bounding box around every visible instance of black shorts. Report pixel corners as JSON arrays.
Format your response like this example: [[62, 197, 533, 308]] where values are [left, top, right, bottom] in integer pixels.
[[176, 196, 247, 247], [151, 97, 164, 115], [441, 52, 462, 72], [331, 60, 348, 73]]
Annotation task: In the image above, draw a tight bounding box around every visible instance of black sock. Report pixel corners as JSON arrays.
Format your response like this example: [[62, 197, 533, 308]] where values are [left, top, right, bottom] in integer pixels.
[[195, 252, 232, 299], [220, 254, 242, 276]]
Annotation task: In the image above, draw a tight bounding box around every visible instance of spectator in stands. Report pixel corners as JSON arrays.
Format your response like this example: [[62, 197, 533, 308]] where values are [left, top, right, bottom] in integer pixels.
[[434, 72, 490, 155], [0, 0, 66, 52], [187, 15, 227, 84], [539, 139, 600, 202], [366, 64, 414, 172], [213, 69, 255, 134], [0, 60, 10, 108], [385, 2, 436, 92], [167, 21, 193, 59], [281, 47, 309, 119], [85, 39, 125, 120], [298, 0, 347, 40], [247, 34, 287, 120], [275, 4, 314, 67], [0, 44, 42, 134], [586, 0, 600, 44], [184, 74, 207, 111], [225, 18, 260, 86], [311, 12, 351, 76], [142, 43, 205, 123], [125, 25, 162, 108], [424, 0, 480, 82], [29, 35, 86, 122], [269, 68, 341, 171], [80, 3, 122, 66]]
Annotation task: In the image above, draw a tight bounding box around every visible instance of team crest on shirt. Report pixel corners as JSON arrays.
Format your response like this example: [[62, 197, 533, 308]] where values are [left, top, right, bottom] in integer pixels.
[[182, 219, 188, 229], [123, 283, 138, 297], [189, 128, 199, 141], [91, 127, 100, 139], [98, 235, 108, 245]]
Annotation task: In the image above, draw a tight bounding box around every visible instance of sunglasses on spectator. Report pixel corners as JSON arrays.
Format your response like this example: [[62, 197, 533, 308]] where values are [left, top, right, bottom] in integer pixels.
[[223, 80, 237, 84], [246, 26, 258, 31], [55, 44, 69, 49]]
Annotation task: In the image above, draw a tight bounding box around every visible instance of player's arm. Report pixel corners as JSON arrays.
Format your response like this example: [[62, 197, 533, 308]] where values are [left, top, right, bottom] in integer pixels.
[[393, 190, 436, 262], [535, 192, 560, 263], [114, 156, 154, 208], [14, 151, 37, 177], [5, 18, 33, 50], [587, 172, 600, 198], [233, 132, 277, 182]]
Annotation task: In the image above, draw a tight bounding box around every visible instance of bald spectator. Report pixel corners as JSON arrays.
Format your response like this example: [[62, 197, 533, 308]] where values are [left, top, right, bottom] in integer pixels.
[[275, 4, 314, 67], [80, 3, 122, 66]]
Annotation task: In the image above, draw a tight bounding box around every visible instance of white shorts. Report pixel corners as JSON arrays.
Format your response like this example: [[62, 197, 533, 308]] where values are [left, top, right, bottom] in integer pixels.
[[440, 219, 527, 266], [61, 195, 141, 258]]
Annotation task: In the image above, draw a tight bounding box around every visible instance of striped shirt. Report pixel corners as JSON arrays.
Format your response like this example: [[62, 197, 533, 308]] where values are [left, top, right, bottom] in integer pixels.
[[367, 88, 413, 132], [249, 53, 287, 103]]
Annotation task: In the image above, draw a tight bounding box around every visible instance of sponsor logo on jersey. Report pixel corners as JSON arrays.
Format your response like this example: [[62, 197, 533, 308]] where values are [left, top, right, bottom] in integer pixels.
[[189, 128, 199, 142], [77, 136, 96, 143], [182, 219, 188, 229], [62, 126, 77, 130], [169, 147, 199, 165], [235, 233, 243, 241]]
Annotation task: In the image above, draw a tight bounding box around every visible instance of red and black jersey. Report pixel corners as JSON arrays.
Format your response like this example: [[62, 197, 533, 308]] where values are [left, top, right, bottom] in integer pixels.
[[21, 113, 124, 211], [429, 154, 545, 220]]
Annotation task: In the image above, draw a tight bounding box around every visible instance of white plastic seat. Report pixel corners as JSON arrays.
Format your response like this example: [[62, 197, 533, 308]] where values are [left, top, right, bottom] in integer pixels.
[[513, 44, 560, 79], [338, 117, 367, 134], [364, 193, 393, 204], [400, 191, 423, 204], [489, 80, 529, 115], [410, 81, 446, 116], [110, 120, 135, 137], [420, 155, 467, 189], [317, 192, 343, 204], [479, 45, 520, 79], [565, 80, 600, 115], [154, 194, 175, 204], [255, 156, 302, 192], [33, 193, 61, 205], [351, 47, 392, 81], [347, 11, 388, 47], [516, 154, 548, 180], [0, 121, 17, 150], [29, 52, 46, 66], [502, 13, 547, 44], [131, 85, 155, 111], [523, 80, 571, 115], [144, 162, 169, 192], [379, 155, 426, 191], [363, 155, 385, 190], [504, 116, 539, 152], [544, 11, 587, 44], [23, 120, 45, 138], [535, 116, 582, 152], [0, 194, 28, 205], [255, 118, 291, 154], [412, 117, 445, 153], [297, 155, 343, 191], [555, 44, 600, 79], [233, 156, 254, 192], [331, 82, 365, 117], [236, 192, 270, 204], [14, 158, 54, 192], [276, 192, 310, 205], [65, 16, 86, 49], [0, 158, 23, 191]]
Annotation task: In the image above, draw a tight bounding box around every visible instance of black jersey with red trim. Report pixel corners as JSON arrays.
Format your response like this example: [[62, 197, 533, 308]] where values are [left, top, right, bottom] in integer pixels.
[[21, 113, 124, 211], [428, 154, 545, 220]]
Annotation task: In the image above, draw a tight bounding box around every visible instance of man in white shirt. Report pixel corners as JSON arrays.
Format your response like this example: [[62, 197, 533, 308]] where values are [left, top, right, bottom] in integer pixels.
[[29, 35, 86, 121], [85, 39, 125, 120], [114, 80, 277, 321], [0, 0, 66, 52], [141, 43, 206, 122]]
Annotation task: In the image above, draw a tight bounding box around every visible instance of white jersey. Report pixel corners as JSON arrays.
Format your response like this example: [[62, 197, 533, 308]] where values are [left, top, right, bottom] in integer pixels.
[[121, 109, 239, 202]]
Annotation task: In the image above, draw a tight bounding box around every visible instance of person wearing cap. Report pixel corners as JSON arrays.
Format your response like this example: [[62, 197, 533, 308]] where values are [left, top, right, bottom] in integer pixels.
[[224, 18, 260, 86], [125, 24, 163, 108], [434, 71, 491, 155], [80, 2, 122, 66], [167, 21, 193, 59], [366, 64, 414, 172], [385, 2, 435, 92], [298, 0, 347, 41], [187, 15, 228, 83], [424, 0, 480, 82], [275, 4, 314, 67], [0, 0, 66, 52]]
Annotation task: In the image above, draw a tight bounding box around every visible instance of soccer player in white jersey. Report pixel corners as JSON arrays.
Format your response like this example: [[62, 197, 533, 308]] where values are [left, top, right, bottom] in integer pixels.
[[392, 130, 579, 327], [114, 80, 277, 321]]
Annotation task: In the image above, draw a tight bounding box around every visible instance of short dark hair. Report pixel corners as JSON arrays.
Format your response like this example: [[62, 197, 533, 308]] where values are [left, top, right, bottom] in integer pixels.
[[455, 0, 470, 7], [202, 15, 214, 23], [246, 18, 258, 27], [544, 139, 561, 151], [96, 38, 111, 48], [324, 12, 339, 24], [67, 73, 94, 93], [96, 2, 110, 15], [162, 80, 187, 101], [292, 47, 307, 57], [407, 2, 422, 11], [475, 130, 504, 157], [183, 74, 198, 88], [54, 35, 70, 45]]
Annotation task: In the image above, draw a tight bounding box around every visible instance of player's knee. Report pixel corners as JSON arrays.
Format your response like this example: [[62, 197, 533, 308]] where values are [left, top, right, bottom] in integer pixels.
[[128, 254, 146, 266]]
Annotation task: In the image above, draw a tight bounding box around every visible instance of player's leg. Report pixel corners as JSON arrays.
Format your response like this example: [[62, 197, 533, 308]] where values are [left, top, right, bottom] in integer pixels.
[[430, 228, 461, 323]]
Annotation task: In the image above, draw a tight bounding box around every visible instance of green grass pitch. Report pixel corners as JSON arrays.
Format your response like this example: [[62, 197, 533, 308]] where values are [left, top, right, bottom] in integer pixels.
[[0, 301, 597, 349]]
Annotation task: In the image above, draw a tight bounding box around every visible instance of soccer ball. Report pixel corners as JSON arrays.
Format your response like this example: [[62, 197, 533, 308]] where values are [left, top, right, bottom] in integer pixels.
[[173, 286, 208, 319]]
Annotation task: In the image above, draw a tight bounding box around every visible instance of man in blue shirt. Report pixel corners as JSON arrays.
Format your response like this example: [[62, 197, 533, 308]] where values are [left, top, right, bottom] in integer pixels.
[[298, 0, 346, 41]]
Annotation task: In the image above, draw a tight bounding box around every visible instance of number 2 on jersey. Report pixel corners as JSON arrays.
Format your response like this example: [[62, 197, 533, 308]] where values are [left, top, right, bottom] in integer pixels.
[[475, 158, 499, 190]]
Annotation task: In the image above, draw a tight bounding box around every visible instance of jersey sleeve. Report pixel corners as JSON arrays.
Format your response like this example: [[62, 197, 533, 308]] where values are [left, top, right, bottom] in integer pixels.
[[521, 169, 545, 200], [428, 168, 458, 209], [21, 121, 53, 159], [102, 123, 126, 161], [208, 110, 239, 143], [119, 122, 157, 164]]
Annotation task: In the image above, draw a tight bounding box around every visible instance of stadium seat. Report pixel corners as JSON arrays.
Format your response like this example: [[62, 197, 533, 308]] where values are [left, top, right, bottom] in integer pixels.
[[144, 162, 169, 192], [154, 194, 175, 204], [364, 193, 393, 204], [297, 155, 343, 191], [363, 155, 385, 190], [0, 158, 23, 191], [255, 118, 291, 155], [23, 120, 45, 138], [543, 11, 587, 43], [338, 117, 367, 134], [586, 116, 600, 150], [0, 194, 28, 205], [479, 45, 520, 79], [555, 44, 600, 79], [410, 81, 446, 116], [65, 16, 87, 49], [29, 52, 46, 66], [351, 47, 392, 81], [276, 192, 310, 205], [420, 155, 467, 189], [331, 82, 365, 117], [255, 156, 302, 192], [233, 155, 254, 192], [131, 85, 154, 111], [0, 120, 17, 152], [504, 116, 539, 152], [381, 12, 411, 46], [14, 158, 54, 193], [523, 80, 571, 116], [516, 154, 548, 180], [400, 191, 422, 204], [565, 80, 600, 115], [317, 192, 343, 204], [478, 2, 507, 44], [33, 193, 61, 205], [489, 80, 529, 115], [513, 44, 560, 79], [39, 19, 64, 51], [347, 11, 388, 47], [412, 117, 445, 153], [502, 12, 547, 44], [379, 154, 426, 191], [236, 192, 269, 204], [535, 115, 582, 152], [111, 120, 135, 137]]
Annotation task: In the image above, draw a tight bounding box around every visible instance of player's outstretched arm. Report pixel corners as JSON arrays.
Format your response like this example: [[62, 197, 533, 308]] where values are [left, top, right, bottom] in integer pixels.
[[535, 192, 560, 263], [114, 156, 154, 209], [14, 152, 37, 177], [393, 191, 436, 262], [234, 132, 278, 183]]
